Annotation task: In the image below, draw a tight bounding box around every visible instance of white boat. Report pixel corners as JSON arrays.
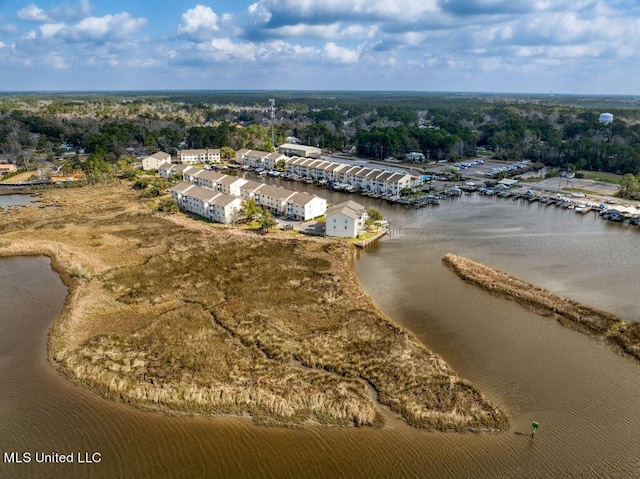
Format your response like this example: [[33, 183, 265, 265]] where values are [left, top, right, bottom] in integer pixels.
[[574, 203, 589, 214]]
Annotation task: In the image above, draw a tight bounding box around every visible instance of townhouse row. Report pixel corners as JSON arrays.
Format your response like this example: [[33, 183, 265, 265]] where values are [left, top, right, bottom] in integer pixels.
[[235, 149, 418, 197], [166, 165, 327, 223], [142, 149, 221, 171]]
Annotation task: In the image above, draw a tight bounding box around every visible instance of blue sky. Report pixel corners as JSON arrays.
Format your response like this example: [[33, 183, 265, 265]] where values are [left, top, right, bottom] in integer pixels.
[[1, 0, 639, 94]]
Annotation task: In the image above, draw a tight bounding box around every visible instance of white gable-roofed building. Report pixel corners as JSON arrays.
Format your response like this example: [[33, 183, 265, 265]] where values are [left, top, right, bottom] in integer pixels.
[[307, 160, 329, 180], [194, 170, 227, 189], [277, 143, 322, 159], [183, 167, 206, 183], [264, 152, 287, 171], [235, 148, 251, 164], [169, 182, 196, 207], [349, 167, 369, 189], [142, 151, 172, 171], [181, 185, 220, 218], [286, 192, 327, 221], [283, 155, 301, 170], [373, 171, 394, 193], [216, 175, 248, 196], [159, 163, 194, 179], [177, 185, 239, 224], [324, 163, 348, 181], [338, 165, 360, 184], [326, 200, 367, 238], [287, 157, 308, 176], [178, 148, 221, 164], [254, 184, 296, 215], [239, 180, 265, 200], [385, 172, 415, 196], [238, 150, 271, 168], [209, 194, 242, 224]]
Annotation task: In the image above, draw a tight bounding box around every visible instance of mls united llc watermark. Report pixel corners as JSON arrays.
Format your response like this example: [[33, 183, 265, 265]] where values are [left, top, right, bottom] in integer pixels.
[[3, 451, 102, 464]]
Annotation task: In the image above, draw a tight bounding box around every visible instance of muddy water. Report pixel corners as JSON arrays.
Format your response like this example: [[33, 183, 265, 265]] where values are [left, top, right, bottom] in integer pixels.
[[1, 196, 640, 478]]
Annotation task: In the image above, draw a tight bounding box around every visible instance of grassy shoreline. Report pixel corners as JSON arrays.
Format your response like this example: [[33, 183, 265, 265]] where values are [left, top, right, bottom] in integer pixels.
[[443, 254, 640, 362], [0, 183, 507, 431]]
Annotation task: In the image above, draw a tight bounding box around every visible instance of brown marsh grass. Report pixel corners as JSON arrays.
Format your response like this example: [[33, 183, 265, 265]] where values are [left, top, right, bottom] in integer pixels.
[[443, 254, 640, 362], [0, 183, 507, 430]]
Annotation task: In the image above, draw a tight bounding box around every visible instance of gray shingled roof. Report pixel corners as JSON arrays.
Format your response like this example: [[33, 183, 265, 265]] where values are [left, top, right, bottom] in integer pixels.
[[255, 184, 296, 200], [184, 185, 220, 202], [211, 193, 241, 207], [198, 170, 227, 182], [170, 182, 196, 195], [286, 192, 319, 206], [326, 200, 366, 219]]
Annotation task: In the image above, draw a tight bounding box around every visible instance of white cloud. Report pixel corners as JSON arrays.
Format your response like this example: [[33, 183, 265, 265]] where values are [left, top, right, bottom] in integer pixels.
[[50, 0, 93, 21], [45, 53, 68, 69], [266, 22, 378, 40], [59, 12, 146, 42], [17, 1, 92, 23], [322, 42, 363, 63], [178, 5, 220, 42], [40, 23, 65, 39], [17, 4, 51, 23]]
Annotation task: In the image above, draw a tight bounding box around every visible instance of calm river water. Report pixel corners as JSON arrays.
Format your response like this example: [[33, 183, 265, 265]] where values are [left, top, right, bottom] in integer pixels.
[[1, 192, 640, 478]]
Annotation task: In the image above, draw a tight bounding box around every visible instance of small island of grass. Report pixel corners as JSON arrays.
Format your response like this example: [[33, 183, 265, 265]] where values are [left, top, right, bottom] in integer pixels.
[[443, 254, 640, 362]]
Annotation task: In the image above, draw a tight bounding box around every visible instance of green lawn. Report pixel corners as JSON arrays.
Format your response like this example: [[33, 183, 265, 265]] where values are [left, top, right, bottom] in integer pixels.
[[562, 187, 601, 196], [578, 171, 622, 184]]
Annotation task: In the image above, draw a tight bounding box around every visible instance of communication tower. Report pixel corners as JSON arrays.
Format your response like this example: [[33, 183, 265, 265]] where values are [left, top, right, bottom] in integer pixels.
[[269, 99, 276, 151]]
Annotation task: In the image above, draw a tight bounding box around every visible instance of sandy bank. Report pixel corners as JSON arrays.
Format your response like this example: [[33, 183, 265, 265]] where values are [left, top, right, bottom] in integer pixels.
[[443, 254, 640, 362], [0, 182, 507, 431]]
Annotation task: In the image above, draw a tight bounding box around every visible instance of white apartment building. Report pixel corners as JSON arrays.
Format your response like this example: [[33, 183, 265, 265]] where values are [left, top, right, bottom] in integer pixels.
[[169, 182, 196, 206], [286, 192, 327, 221], [193, 170, 227, 190], [239, 180, 266, 201], [216, 175, 248, 196], [170, 183, 240, 224], [158, 163, 193, 179], [326, 200, 367, 238], [235, 149, 271, 168], [173, 167, 328, 222], [253, 184, 296, 215], [264, 152, 288, 171], [178, 149, 221, 164], [142, 151, 172, 171]]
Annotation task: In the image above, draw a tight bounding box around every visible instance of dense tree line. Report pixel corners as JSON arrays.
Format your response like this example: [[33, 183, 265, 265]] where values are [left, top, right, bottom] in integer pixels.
[[2, 92, 640, 176]]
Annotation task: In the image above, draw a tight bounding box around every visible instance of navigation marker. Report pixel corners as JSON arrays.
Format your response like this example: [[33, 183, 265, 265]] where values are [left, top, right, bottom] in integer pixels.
[[532, 421, 539, 437]]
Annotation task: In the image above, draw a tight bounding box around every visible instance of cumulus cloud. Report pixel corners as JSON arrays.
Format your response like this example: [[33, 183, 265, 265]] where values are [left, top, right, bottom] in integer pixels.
[[50, 0, 92, 21], [17, 4, 51, 22], [261, 22, 378, 40], [17, 1, 93, 23], [178, 5, 220, 42], [37, 12, 147, 43], [322, 41, 364, 63], [247, 0, 441, 27], [4, 0, 640, 92], [40, 23, 65, 39], [66, 12, 146, 42], [171, 35, 368, 68]]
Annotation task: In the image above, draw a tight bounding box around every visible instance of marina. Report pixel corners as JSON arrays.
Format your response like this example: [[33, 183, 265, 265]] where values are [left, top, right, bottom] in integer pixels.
[[237, 163, 640, 227]]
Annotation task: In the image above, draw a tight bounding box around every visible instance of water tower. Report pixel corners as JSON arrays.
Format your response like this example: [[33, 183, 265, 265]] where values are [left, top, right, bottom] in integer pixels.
[[599, 112, 613, 125], [599, 113, 613, 143]]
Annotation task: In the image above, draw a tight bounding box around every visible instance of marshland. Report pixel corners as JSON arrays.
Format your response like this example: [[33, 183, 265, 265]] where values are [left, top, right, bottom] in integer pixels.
[[0, 182, 506, 431]]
